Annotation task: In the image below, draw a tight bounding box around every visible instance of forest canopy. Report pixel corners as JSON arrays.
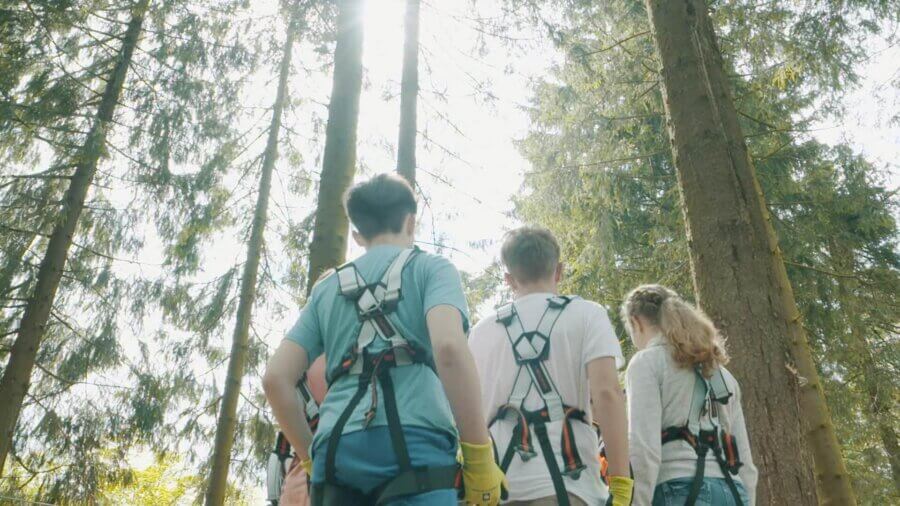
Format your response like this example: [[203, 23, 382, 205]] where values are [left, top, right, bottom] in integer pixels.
[[0, 0, 897, 504]]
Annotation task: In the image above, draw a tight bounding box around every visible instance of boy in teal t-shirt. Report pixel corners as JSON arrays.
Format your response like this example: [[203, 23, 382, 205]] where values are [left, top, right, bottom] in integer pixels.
[[264, 174, 506, 506]]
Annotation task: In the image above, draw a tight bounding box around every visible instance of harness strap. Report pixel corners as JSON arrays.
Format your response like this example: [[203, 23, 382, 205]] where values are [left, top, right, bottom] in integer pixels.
[[379, 366, 412, 473], [373, 465, 460, 505], [324, 374, 370, 483], [497, 296, 575, 422], [533, 421, 570, 506], [684, 445, 708, 505], [331, 248, 420, 383]]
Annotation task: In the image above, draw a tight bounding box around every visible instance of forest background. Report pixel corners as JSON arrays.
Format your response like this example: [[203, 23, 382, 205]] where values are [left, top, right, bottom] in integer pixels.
[[0, 0, 897, 504]]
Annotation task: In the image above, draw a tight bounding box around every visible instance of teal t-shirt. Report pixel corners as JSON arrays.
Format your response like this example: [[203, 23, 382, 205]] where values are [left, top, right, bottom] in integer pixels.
[[285, 245, 470, 456]]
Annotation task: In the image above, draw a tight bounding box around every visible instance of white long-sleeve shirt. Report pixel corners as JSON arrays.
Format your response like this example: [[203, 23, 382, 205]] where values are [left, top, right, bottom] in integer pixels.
[[625, 336, 758, 506]]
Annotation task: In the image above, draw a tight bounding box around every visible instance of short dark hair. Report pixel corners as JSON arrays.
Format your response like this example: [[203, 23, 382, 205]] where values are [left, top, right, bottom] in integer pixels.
[[501, 226, 561, 283], [344, 173, 418, 239]]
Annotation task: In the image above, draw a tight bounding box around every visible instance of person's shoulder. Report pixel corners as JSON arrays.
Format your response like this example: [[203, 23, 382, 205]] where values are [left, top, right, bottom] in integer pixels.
[[626, 345, 666, 375], [469, 311, 502, 341], [568, 297, 611, 316], [413, 249, 458, 272], [308, 268, 339, 300], [718, 365, 742, 392]]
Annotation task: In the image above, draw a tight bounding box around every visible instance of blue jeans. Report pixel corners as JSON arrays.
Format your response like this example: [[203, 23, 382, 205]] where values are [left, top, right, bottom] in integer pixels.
[[311, 426, 458, 505], [652, 477, 749, 506]]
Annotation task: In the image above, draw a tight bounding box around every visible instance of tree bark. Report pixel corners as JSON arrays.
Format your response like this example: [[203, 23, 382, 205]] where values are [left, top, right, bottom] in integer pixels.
[[396, 0, 420, 187], [306, 0, 365, 290], [0, 0, 150, 476], [202, 10, 299, 506], [643, 1, 854, 504]]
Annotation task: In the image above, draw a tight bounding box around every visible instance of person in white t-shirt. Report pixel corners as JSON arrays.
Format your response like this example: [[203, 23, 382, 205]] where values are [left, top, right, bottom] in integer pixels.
[[468, 226, 633, 506], [621, 285, 757, 506]]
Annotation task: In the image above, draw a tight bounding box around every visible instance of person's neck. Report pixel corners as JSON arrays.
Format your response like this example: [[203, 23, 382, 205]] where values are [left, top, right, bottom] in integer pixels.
[[365, 234, 414, 249], [514, 280, 558, 299]]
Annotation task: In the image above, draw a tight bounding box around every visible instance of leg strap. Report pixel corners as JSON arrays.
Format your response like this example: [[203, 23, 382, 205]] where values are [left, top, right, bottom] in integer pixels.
[[684, 446, 708, 506], [714, 448, 745, 505], [534, 421, 570, 506], [324, 373, 370, 483], [379, 367, 412, 472]]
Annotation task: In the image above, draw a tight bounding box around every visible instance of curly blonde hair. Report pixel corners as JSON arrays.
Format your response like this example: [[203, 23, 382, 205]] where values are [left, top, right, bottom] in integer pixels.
[[621, 284, 729, 376]]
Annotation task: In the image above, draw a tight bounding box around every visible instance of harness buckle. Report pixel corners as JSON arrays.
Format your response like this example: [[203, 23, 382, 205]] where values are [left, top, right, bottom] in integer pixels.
[[516, 447, 537, 461], [561, 463, 585, 480]]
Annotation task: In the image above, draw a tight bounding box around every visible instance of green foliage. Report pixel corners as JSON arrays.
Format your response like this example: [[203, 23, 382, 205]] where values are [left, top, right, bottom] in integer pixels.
[[512, 0, 899, 501]]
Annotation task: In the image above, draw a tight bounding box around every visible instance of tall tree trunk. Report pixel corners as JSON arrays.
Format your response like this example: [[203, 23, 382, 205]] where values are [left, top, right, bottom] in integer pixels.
[[306, 0, 365, 290], [203, 12, 299, 506], [396, 0, 420, 186], [0, 0, 150, 476], [643, 1, 854, 504]]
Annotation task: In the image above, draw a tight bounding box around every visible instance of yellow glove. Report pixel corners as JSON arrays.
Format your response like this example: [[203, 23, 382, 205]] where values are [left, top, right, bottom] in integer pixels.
[[460, 441, 508, 506], [608, 475, 634, 506], [299, 457, 312, 476]]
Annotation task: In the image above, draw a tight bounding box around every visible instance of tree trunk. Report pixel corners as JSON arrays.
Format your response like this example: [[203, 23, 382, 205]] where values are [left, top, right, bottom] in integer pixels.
[[643, 1, 854, 504], [305, 0, 365, 290], [396, 0, 420, 186], [202, 10, 299, 506], [0, 0, 150, 476]]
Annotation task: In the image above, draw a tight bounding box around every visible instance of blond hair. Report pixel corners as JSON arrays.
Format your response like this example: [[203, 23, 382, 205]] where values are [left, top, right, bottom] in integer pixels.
[[621, 284, 729, 376]]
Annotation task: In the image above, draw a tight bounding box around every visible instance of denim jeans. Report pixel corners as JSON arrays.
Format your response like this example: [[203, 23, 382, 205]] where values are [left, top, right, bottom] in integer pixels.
[[652, 477, 749, 506], [311, 426, 458, 505]]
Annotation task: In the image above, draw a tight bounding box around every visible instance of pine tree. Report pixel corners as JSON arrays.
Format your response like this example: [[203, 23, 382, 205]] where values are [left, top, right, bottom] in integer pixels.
[[642, 0, 853, 503], [204, 3, 303, 503], [0, 0, 152, 475], [306, 0, 365, 287], [396, 0, 420, 186]]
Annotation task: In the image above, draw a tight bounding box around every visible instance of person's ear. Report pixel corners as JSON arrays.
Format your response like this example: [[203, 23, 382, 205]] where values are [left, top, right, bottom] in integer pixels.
[[405, 213, 416, 236], [632, 316, 644, 335], [352, 230, 366, 248], [504, 272, 517, 291], [554, 262, 563, 283]]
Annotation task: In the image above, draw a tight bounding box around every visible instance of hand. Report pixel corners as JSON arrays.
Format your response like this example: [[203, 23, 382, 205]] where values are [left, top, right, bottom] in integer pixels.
[[460, 441, 508, 506], [607, 475, 634, 506]]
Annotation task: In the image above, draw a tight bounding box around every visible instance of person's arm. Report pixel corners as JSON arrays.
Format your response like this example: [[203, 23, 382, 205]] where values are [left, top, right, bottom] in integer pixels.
[[588, 357, 629, 477], [263, 340, 315, 460], [625, 354, 663, 506], [730, 382, 758, 505], [427, 304, 490, 444]]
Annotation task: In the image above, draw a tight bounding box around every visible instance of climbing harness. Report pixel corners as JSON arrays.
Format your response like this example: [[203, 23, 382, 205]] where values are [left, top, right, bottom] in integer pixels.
[[266, 376, 320, 505], [490, 295, 588, 506], [310, 247, 461, 506], [660, 367, 744, 505]]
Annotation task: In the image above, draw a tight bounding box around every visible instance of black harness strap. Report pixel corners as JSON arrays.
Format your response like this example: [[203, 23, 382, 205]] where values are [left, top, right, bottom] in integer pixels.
[[379, 364, 412, 473], [533, 421, 570, 506], [324, 369, 371, 483]]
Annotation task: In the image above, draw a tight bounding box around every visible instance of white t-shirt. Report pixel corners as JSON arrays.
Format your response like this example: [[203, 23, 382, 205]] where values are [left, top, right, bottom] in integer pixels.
[[468, 292, 625, 504]]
